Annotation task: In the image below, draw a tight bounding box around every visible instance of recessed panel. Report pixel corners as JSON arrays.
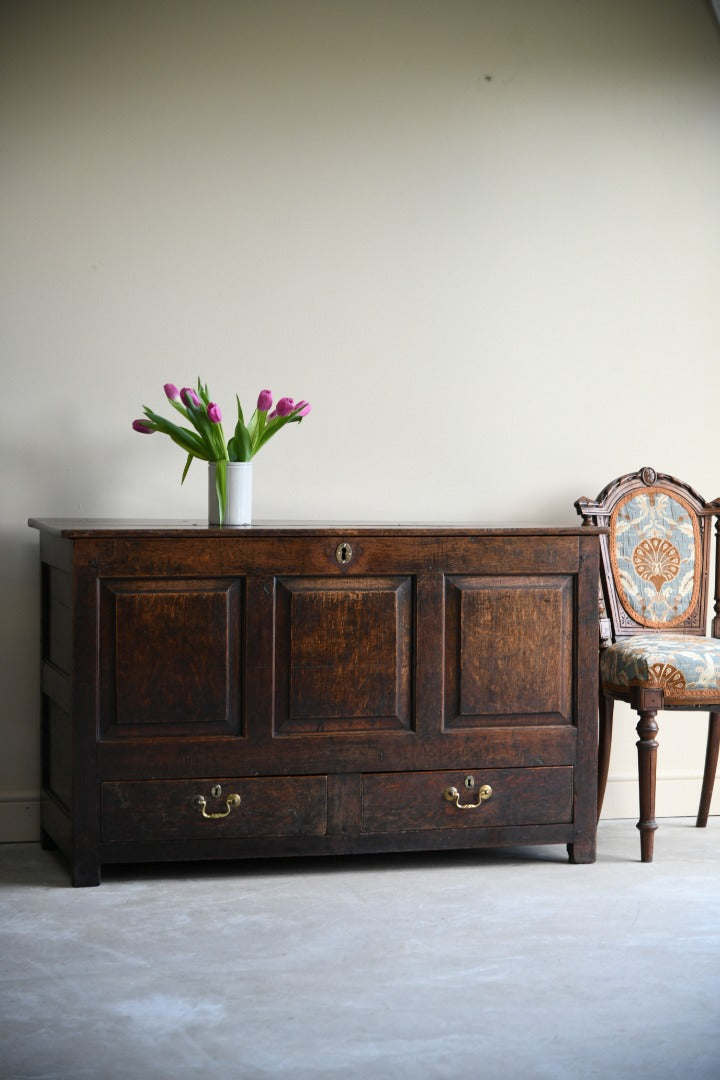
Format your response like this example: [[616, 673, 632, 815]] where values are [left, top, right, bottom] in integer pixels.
[[43, 698, 72, 811], [274, 577, 414, 733], [99, 579, 242, 737], [44, 566, 72, 674], [445, 575, 573, 727]]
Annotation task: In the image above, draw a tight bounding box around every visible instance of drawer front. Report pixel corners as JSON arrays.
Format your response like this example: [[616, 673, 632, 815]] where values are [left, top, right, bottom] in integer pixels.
[[102, 776, 327, 842], [361, 767, 573, 833]]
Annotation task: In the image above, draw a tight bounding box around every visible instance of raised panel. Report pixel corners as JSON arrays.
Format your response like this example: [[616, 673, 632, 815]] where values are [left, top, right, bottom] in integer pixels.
[[274, 576, 414, 733], [99, 579, 242, 737], [445, 575, 573, 727]]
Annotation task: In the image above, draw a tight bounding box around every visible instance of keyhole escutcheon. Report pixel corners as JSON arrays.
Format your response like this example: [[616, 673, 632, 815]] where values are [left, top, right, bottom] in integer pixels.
[[336, 542, 353, 566]]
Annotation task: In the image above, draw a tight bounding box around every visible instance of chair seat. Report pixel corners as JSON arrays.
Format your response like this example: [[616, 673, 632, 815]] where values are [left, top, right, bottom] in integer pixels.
[[602, 633, 720, 705]]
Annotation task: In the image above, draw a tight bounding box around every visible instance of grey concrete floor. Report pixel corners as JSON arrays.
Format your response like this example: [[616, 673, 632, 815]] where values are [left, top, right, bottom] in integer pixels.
[[1, 819, 719, 1080]]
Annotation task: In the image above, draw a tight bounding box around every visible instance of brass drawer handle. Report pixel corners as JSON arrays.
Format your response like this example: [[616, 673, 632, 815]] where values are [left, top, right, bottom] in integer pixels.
[[192, 793, 241, 819], [443, 784, 492, 809]]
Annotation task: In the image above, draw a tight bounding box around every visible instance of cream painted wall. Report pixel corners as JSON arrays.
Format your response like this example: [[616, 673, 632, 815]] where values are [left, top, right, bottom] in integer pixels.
[[2, 0, 719, 840]]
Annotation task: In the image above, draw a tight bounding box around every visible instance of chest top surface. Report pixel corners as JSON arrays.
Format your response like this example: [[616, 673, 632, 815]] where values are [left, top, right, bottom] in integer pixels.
[[29, 518, 605, 538]]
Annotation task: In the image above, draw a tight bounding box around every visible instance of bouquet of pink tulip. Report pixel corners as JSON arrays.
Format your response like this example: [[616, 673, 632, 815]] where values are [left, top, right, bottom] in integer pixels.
[[133, 379, 310, 523]]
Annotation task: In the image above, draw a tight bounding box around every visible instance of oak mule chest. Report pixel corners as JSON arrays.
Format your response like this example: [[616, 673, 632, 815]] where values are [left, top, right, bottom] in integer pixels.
[[29, 520, 601, 885]]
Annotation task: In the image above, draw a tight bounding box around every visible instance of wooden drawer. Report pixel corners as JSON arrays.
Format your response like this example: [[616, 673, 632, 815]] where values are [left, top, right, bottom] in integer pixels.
[[361, 767, 573, 833], [102, 776, 328, 842]]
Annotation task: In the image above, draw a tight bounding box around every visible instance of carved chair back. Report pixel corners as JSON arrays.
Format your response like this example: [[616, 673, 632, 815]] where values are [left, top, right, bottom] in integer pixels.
[[575, 466, 720, 648]]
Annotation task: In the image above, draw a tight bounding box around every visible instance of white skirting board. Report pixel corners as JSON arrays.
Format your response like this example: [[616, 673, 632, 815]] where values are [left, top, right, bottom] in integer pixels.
[[0, 792, 41, 843], [602, 773, 720, 821]]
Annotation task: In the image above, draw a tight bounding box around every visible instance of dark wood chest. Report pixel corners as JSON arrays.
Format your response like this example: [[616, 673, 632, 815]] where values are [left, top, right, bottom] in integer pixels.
[[29, 520, 602, 884]]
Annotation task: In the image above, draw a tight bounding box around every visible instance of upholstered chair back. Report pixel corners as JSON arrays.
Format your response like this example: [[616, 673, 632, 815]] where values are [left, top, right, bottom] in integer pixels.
[[576, 466, 715, 644]]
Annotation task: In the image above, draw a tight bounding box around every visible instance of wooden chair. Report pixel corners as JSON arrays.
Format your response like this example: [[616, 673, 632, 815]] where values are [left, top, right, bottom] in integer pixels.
[[575, 466, 720, 861]]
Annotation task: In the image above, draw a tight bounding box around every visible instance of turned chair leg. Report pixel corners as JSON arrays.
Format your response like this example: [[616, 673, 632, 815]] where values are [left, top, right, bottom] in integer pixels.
[[636, 706, 660, 862], [597, 693, 614, 820], [697, 711, 720, 828]]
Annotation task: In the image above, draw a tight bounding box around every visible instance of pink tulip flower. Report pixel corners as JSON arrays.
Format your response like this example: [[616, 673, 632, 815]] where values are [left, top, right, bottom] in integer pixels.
[[295, 400, 311, 417], [132, 419, 155, 434], [275, 397, 295, 417], [257, 389, 273, 411], [207, 402, 222, 423], [164, 383, 180, 401], [181, 387, 201, 408]]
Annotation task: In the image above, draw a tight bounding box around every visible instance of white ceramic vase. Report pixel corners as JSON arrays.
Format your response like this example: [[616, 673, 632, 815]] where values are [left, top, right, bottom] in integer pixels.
[[208, 462, 253, 526]]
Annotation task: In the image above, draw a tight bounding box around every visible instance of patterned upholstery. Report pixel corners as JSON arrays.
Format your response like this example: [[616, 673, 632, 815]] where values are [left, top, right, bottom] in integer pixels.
[[601, 633, 720, 705], [610, 488, 700, 628]]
